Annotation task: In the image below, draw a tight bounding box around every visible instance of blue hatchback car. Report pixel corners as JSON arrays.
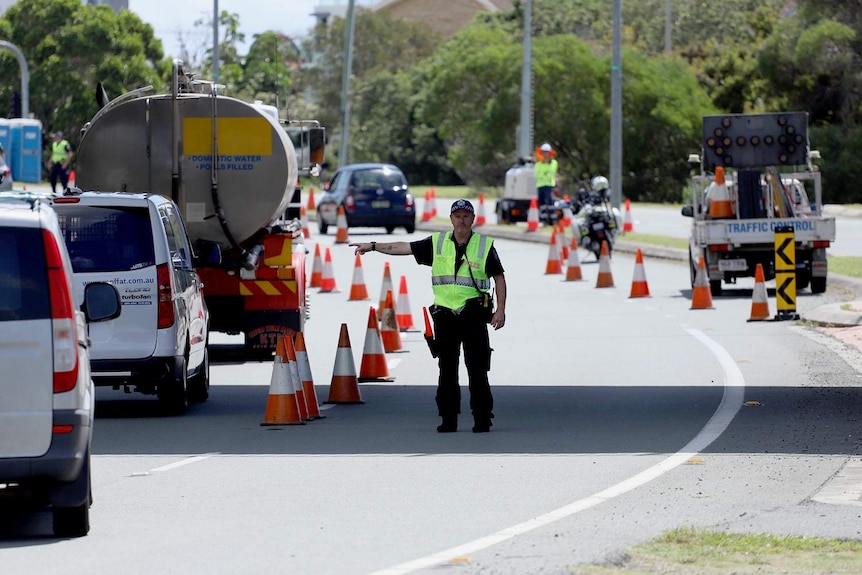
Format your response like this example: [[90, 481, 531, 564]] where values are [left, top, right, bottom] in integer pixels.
[[317, 163, 416, 235]]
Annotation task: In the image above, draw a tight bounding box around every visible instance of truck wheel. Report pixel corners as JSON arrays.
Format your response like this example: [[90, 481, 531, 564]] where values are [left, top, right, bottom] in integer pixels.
[[689, 255, 697, 288], [496, 205, 509, 225], [709, 280, 722, 296], [319, 222, 328, 235], [811, 276, 827, 294], [796, 273, 810, 291], [53, 450, 91, 538]]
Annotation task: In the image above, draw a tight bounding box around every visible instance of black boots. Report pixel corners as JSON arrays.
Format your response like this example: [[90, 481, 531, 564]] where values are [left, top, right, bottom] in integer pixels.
[[472, 413, 493, 433], [437, 416, 457, 433]]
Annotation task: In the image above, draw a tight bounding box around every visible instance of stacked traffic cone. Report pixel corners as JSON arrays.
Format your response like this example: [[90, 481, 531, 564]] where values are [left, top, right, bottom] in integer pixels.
[[68, 170, 76, 187], [690, 256, 715, 309], [358, 306, 393, 382], [377, 261, 394, 320], [561, 197, 573, 227], [335, 205, 349, 244], [557, 222, 569, 263], [294, 331, 323, 419], [545, 231, 562, 275], [421, 190, 433, 222], [309, 244, 323, 288], [326, 323, 363, 404], [628, 248, 651, 298], [283, 334, 309, 421], [595, 241, 615, 288], [708, 166, 734, 218], [379, 289, 403, 352], [396, 275, 417, 332], [526, 197, 539, 232], [319, 247, 338, 293], [429, 189, 438, 217], [748, 263, 770, 321], [622, 198, 634, 233], [306, 187, 316, 211], [475, 192, 487, 226], [300, 206, 311, 239], [261, 335, 305, 426], [348, 254, 370, 301], [564, 237, 583, 281]]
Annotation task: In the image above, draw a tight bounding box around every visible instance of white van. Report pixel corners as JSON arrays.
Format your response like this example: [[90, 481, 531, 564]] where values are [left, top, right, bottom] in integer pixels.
[[50, 191, 209, 414], [0, 194, 120, 537]]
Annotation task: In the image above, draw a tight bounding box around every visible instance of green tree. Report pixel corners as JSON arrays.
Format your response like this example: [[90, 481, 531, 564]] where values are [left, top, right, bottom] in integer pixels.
[[0, 0, 166, 161], [243, 31, 302, 111], [196, 10, 245, 96]]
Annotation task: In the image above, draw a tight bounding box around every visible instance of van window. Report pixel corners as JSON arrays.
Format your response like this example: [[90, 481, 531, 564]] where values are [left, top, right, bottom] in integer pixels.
[[0, 227, 49, 321], [56, 206, 156, 273], [160, 205, 193, 270]]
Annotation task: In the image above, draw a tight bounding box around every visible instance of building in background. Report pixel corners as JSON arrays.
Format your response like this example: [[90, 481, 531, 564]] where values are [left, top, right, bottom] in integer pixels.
[[86, 0, 128, 10]]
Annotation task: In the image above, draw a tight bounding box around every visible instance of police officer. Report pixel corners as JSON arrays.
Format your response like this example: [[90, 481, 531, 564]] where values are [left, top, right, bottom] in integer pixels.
[[351, 199, 507, 433], [49, 131, 73, 193]]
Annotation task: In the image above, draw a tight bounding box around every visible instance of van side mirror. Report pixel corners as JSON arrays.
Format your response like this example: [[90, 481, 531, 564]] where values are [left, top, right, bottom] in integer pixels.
[[194, 240, 222, 266], [681, 205, 694, 217]]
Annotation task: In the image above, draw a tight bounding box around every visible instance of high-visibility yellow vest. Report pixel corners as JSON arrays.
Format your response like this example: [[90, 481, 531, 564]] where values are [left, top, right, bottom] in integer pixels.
[[534, 159, 558, 188], [430, 231, 493, 310], [52, 140, 70, 164]]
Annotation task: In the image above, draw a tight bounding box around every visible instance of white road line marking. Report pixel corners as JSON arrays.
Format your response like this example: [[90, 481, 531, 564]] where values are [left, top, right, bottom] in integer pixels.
[[367, 328, 745, 575], [147, 453, 219, 474]]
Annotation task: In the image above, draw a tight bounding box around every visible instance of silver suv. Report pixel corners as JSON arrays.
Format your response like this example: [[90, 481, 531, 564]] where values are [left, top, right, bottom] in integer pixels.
[[50, 190, 210, 414], [0, 194, 120, 537]]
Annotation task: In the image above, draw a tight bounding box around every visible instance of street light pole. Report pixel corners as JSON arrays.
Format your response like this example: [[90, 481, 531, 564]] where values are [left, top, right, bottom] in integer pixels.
[[339, 0, 356, 167], [212, 0, 220, 82]]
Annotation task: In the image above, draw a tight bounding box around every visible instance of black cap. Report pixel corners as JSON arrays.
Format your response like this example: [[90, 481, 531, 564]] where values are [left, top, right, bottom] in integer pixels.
[[450, 199, 474, 214]]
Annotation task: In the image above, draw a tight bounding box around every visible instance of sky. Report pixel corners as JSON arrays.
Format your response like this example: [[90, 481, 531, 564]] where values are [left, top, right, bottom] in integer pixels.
[[129, 0, 375, 60]]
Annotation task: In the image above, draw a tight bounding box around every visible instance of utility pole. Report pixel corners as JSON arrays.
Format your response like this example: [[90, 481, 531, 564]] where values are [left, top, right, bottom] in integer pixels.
[[516, 0, 533, 161], [0, 41, 29, 118], [610, 0, 622, 210], [664, 0, 672, 53], [339, 0, 357, 167], [212, 0, 220, 82]]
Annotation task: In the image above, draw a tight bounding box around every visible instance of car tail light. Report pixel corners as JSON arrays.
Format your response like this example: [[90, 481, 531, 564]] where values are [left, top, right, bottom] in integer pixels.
[[42, 230, 79, 393], [156, 263, 175, 329], [813, 240, 830, 248], [709, 244, 730, 252], [344, 194, 355, 211], [405, 194, 414, 209]]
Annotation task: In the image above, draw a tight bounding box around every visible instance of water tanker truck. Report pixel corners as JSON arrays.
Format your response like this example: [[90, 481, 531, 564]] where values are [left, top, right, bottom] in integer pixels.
[[76, 61, 325, 358]]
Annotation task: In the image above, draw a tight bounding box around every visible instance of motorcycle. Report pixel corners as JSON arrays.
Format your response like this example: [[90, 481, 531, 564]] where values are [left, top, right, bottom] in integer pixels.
[[572, 187, 620, 260]]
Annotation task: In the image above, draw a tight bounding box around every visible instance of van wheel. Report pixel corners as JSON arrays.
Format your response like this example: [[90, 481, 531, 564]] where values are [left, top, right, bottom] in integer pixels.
[[319, 222, 328, 235], [159, 356, 188, 415], [188, 349, 209, 403], [53, 450, 91, 537], [709, 280, 722, 296]]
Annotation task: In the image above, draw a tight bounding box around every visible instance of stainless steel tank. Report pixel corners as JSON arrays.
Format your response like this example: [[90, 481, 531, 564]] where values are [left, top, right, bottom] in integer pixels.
[[76, 93, 297, 247]]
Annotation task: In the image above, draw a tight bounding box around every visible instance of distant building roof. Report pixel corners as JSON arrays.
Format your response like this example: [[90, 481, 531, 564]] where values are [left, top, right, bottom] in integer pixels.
[[372, 0, 513, 37]]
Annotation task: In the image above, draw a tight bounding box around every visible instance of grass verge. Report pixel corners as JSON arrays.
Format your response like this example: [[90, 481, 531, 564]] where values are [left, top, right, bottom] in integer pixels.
[[577, 528, 862, 574], [828, 255, 862, 279]]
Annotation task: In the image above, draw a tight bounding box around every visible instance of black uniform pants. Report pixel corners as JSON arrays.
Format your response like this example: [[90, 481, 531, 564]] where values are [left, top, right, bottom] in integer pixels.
[[431, 305, 493, 421], [49, 162, 69, 192]]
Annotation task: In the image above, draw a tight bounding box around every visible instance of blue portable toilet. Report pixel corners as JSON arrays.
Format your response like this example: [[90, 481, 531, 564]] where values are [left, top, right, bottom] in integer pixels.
[[0, 119, 11, 165], [10, 119, 42, 183]]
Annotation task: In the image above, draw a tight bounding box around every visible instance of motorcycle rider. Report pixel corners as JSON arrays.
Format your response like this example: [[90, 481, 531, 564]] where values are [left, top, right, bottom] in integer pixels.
[[535, 143, 559, 223]]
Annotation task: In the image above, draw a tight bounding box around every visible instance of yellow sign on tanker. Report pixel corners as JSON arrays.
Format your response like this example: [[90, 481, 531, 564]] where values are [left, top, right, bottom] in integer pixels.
[[182, 117, 272, 156]]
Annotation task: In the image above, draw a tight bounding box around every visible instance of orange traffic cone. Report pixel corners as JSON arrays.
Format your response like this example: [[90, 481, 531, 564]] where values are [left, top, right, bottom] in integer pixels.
[[429, 189, 438, 217], [708, 166, 734, 218], [261, 335, 305, 426], [545, 231, 562, 275], [557, 222, 569, 263], [326, 323, 363, 404], [690, 256, 715, 310], [564, 237, 583, 281], [335, 205, 349, 244], [68, 170, 76, 188], [306, 187, 316, 211], [622, 198, 634, 233], [349, 253, 370, 301], [421, 190, 433, 222], [595, 241, 615, 288], [526, 197, 539, 232], [283, 334, 309, 421], [319, 247, 338, 293], [380, 289, 403, 353], [377, 261, 394, 320], [358, 306, 393, 382], [396, 275, 417, 331], [294, 332, 324, 419], [748, 263, 770, 321], [300, 205, 311, 239], [475, 192, 487, 226], [309, 244, 323, 288], [561, 197, 573, 227], [629, 248, 651, 298]]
